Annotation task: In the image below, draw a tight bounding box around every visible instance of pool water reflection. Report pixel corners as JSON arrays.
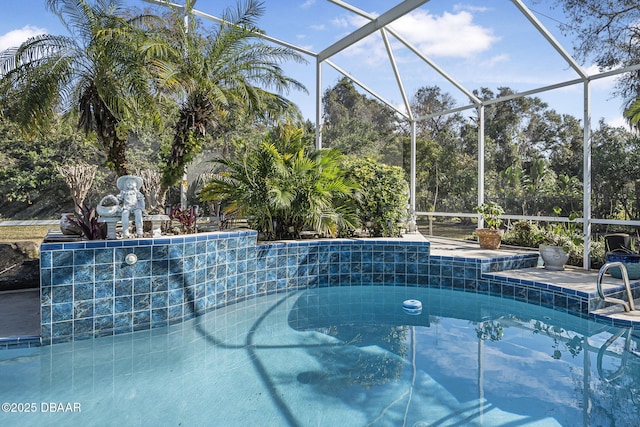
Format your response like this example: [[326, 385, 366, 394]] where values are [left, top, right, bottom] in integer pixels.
[[1, 286, 639, 426]]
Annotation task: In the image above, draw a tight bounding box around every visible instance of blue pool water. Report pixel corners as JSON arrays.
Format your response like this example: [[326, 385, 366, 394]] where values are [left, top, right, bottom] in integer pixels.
[[1, 286, 639, 426]]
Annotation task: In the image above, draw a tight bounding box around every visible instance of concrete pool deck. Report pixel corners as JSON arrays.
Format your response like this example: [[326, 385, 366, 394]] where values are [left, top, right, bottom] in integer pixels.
[[1, 234, 639, 346], [427, 235, 640, 325]]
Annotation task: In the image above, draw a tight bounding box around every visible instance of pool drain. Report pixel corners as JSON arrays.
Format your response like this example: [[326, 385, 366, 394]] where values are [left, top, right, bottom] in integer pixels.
[[402, 299, 422, 315]]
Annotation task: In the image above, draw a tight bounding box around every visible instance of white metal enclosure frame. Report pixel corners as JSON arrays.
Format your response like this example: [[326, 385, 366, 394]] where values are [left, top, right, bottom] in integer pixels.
[[144, 0, 640, 269]]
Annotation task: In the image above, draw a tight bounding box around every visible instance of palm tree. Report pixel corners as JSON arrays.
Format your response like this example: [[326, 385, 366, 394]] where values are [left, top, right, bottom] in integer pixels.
[[200, 123, 359, 240], [0, 0, 159, 176], [624, 96, 640, 132], [155, 0, 307, 195]]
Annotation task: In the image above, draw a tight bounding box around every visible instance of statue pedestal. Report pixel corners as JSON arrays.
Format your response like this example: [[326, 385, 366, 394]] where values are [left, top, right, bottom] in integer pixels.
[[98, 217, 120, 239], [145, 214, 170, 237], [98, 214, 170, 239]]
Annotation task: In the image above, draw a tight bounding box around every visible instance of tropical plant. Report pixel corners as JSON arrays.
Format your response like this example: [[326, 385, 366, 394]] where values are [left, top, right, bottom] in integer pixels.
[[168, 205, 198, 234], [625, 97, 640, 131], [137, 168, 164, 214], [0, 0, 160, 176], [68, 203, 107, 240], [200, 123, 359, 240], [154, 0, 307, 197]]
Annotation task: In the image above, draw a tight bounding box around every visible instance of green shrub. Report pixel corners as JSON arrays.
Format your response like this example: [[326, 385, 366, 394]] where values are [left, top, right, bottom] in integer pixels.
[[342, 156, 409, 237], [503, 220, 544, 247], [504, 218, 604, 268]]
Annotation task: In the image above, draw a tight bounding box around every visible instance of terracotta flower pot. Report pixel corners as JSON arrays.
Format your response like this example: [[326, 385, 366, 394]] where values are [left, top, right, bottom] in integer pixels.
[[475, 228, 504, 250]]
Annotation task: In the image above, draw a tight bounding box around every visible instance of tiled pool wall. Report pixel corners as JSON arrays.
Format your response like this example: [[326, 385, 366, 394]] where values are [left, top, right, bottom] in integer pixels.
[[426, 254, 597, 315], [36, 231, 557, 346], [40, 231, 259, 345]]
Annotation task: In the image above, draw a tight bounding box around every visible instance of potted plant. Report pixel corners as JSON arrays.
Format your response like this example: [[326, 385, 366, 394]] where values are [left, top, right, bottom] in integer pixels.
[[539, 208, 578, 271], [539, 235, 571, 271], [475, 202, 505, 250]]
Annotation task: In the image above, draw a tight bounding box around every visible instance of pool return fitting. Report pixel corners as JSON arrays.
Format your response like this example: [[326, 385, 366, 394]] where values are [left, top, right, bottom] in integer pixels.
[[597, 262, 640, 315], [124, 253, 138, 265]]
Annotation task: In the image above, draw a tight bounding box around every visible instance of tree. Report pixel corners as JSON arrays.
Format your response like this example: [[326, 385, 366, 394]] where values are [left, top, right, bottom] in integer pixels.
[[322, 77, 399, 161], [558, 1, 640, 68], [475, 87, 540, 174], [0, 0, 160, 176], [0, 115, 103, 218], [155, 0, 307, 196], [407, 86, 475, 213], [411, 86, 464, 141], [624, 97, 640, 131], [56, 162, 98, 214], [591, 120, 639, 220], [525, 110, 584, 179], [556, 1, 640, 121]]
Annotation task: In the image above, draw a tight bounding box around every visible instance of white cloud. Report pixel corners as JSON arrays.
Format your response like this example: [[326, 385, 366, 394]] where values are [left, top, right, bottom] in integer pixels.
[[0, 26, 46, 51], [608, 115, 628, 128], [584, 64, 619, 90], [332, 9, 498, 66], [585, 64, 611, 80], [300, 0, 316, 9], [453, 3, 490, 13], [310, 24, 325, 31], [389, 10, 498, 58], [585, 64, 601, 75], [480, 53, 509, 67], [332, 14, 370, 29]]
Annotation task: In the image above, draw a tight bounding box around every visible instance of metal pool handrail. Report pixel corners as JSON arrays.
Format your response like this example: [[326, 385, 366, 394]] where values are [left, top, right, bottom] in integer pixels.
[[597, 262, 637, 313]]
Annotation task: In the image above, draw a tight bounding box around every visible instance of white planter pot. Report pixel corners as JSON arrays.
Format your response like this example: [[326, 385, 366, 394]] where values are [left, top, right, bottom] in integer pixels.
[[539, 245, 570, 271]]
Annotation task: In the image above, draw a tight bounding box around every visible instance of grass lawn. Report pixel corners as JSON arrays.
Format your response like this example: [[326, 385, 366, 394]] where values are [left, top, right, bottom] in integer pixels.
[[0, 225, 51, 245], [417, 221, 476, 240]]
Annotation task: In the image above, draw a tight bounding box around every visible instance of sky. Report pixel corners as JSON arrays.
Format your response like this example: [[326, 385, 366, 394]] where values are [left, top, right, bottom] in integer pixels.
[[0, 0, 630, 128]]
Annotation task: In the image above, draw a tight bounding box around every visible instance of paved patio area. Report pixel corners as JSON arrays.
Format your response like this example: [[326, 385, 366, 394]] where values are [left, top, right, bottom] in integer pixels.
[[425, 235, 640, 324]]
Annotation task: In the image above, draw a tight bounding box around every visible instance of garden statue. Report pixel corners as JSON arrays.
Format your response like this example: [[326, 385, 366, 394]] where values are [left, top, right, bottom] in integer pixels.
[[117, 175, 145, 237], [97, 175, 146, 238]]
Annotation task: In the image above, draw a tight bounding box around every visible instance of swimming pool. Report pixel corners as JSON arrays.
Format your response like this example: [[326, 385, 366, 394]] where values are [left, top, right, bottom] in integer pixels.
[[1, 285, 638, 426]]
